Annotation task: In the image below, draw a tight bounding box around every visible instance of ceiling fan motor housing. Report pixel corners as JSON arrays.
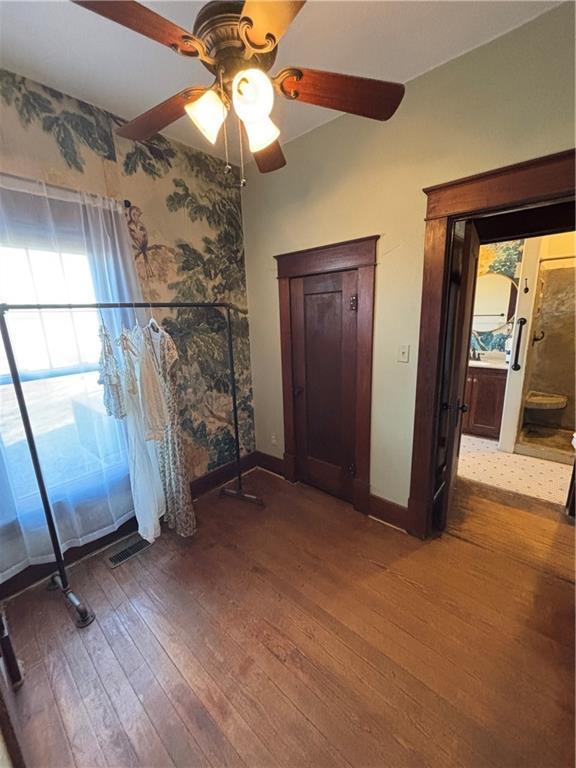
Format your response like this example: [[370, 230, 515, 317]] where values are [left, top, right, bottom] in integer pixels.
[[193, 0, 277, 84]]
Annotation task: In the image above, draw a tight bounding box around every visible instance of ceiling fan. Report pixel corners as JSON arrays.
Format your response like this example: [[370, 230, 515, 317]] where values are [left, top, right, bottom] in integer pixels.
[[73, 0, 405, 173]]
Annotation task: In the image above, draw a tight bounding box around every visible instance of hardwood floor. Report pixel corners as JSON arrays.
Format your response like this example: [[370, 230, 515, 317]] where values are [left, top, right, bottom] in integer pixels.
[[5, 469, 575, 768], [451, 478, 575, 582]]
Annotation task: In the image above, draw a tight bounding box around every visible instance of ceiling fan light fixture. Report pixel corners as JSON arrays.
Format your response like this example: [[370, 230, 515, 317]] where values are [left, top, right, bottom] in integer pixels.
[[232, 68, 275, 123], [243, 117, 280, 153], [185, 90, 227, 145], [232, 68, 279, 152]]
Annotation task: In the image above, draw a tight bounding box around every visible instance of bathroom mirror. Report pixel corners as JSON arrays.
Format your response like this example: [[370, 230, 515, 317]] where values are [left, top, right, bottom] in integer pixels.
[[472, 273, 517, 333]]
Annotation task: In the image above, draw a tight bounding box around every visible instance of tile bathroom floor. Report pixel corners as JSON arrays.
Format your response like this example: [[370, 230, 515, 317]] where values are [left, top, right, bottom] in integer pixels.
[[458, 434, 573, 505]]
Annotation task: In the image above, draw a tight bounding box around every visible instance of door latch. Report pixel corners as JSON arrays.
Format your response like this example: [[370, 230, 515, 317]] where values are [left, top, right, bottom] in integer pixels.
[[347, 463, 356, 476], [441, 401, 468, 413], [349, 295, 358, 311]]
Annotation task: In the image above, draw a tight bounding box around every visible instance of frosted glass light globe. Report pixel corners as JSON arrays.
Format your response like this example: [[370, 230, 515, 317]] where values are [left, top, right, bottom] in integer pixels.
[[232, 69, 275, 122], [185, 90, 227, 145]]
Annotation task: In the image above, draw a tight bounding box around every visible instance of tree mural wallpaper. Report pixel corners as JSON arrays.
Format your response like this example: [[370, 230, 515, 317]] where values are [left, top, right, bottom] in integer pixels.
[[0, 67, 255, 477]]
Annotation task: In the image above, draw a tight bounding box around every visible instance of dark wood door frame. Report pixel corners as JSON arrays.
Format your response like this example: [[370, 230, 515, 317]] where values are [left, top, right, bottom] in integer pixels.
[[276, 235, 378, 512], [408, 149, 576, 539]]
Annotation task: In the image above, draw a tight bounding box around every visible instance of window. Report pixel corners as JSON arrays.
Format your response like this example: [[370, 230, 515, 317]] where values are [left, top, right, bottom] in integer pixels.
[[0, 245, 100, 375], [0, 245, 127, 512], [0, 179, 138, 583]]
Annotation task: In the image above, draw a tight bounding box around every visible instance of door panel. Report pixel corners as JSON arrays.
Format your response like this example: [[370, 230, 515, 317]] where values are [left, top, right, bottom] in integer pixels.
[[305, 283, 343, 465], [467, 369, 506, 438], [291, 270, 357, 501], [498, 237, 541, 451], [433, 220, 479, 530]]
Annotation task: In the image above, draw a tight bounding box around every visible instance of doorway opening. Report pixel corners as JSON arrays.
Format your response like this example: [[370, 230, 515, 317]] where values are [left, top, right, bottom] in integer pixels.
[[409, 150, 575, 539], [456, 231, 575, 509]]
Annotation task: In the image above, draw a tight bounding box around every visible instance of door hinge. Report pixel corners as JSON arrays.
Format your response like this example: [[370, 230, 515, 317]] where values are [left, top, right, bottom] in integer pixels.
[[347, 463, 356, 476], [349, 295, 358, 311]]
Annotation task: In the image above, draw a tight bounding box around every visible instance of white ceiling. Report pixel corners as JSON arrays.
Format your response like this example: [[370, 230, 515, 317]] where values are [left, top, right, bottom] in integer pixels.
[[0, 0, 559, 162]]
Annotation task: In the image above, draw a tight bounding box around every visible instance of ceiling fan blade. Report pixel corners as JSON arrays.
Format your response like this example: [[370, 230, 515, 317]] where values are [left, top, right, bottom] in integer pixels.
[[240, 1, 306, 49], [253, 141, 287, 173], [274, 68, 405, 121], [72, 1, 212, 61], [116, 88, 206, 141]]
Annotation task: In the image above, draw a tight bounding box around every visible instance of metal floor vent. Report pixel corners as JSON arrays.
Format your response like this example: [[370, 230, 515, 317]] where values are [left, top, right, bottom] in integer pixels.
[[108, 538, 151, 568]]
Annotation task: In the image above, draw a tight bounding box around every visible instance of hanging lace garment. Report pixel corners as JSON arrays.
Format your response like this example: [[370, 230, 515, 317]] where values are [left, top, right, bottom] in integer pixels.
[[145, 320, 196, 537], [98, 322, 125, 419], [117, 329, 165, 542], [133, 322, 170, 441]]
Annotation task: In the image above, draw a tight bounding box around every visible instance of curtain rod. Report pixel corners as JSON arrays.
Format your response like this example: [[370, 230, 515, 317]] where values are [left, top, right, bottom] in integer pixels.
[[0, 301, 234, 312], [0, 171, 131, 209]]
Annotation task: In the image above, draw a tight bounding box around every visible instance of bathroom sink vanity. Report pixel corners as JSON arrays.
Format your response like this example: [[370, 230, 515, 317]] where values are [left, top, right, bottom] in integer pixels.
[[465, 267, 515, 439], [463, 363, 508, 438]]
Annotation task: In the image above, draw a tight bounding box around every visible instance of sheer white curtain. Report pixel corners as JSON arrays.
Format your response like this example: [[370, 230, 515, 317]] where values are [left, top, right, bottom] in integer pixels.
[[0, 174, 143, 583]]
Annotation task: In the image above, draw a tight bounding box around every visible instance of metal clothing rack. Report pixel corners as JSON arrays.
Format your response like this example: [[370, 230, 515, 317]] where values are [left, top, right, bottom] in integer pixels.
[[0, 301, 262, 628]]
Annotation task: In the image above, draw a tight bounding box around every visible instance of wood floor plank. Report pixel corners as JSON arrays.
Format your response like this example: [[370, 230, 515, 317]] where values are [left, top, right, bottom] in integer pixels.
[[54, 601, 141, 768], [11, 648, 76, 768], [33, 594, 107, 768], [177, 512, 532, 767], [136, 545, 425, 768], [74, 602, 176, 768], [198, 499, 565, 733], [116, 599, 246, 768], [5, 470, 574, 768], [140, 537, 463, 768], [450, 483, 574, 581], [84, 569, 216, 768], [244, 473, 574, 655], [111, 560, 278, 768], [192, 474, 573, 767], [122, 557, 351, 768], [208, 484, 572, 713]]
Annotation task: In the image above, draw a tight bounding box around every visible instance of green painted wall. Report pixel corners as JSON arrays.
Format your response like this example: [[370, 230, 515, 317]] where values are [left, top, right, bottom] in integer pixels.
[[242, 3, 575, 510]]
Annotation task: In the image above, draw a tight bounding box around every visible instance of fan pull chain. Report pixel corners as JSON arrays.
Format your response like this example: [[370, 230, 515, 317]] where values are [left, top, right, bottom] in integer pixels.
[[219, 68, 232, 176], [237, 115, 247, 188]]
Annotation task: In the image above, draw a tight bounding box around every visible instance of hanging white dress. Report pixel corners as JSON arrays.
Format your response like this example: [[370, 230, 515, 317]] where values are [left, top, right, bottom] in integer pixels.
[[117, 329, 165, 542], [137, 320, 196, 537]]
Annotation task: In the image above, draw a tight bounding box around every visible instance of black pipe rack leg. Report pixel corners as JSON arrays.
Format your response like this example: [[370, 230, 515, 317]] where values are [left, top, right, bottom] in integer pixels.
[[222, 306, 264, 508], [220, 486, 265, 507], [0, 611, 23, 690], [49, 575, 95, 629]]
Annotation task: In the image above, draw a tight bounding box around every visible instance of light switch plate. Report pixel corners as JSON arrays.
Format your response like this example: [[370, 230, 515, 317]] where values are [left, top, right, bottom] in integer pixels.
[[397, 344, 410, 363]]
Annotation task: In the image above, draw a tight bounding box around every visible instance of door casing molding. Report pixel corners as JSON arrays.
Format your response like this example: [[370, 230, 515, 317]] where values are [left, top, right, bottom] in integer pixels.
[[275, 235, 379, 512], [408, 149, 576, 539]]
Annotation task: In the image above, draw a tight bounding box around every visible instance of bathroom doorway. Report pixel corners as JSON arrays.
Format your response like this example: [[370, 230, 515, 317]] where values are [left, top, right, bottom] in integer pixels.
[[515, 232, 575, 463], [409, 150, 575, 539], [457, 231, 575, 509]]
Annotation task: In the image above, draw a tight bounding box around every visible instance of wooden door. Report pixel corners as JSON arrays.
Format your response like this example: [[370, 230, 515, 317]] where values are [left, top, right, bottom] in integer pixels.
[[432, 220, 479, 530], [465, 368, 507, 438], [290, 270, 358, 501]]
